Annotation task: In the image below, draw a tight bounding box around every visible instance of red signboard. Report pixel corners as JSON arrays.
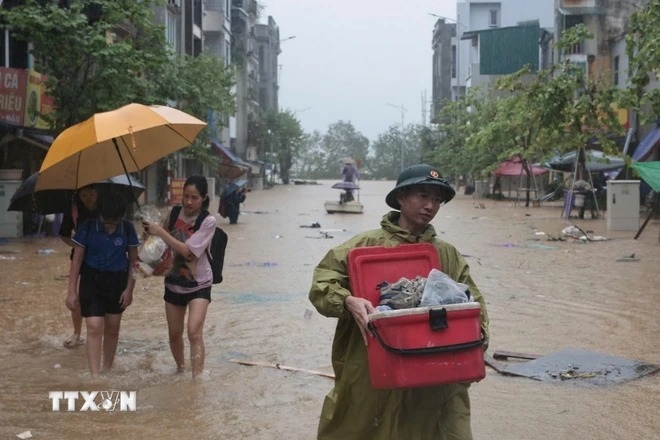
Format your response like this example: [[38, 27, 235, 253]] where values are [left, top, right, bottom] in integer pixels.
[[0, 67, 28, 126]]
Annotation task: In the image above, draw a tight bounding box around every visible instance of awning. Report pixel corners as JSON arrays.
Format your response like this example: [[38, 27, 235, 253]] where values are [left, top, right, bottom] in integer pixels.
[[494, 158, 547, 177], [211, 141, 250, 179], [632, 127, 660, 161], [632, 161, 660, 192]]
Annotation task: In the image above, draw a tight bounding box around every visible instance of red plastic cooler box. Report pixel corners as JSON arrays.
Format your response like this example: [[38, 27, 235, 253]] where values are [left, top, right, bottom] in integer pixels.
[[347, 244, 485, 389]]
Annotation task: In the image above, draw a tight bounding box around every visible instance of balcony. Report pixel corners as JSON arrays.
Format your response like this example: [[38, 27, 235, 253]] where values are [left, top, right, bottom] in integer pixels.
[[231, 3, 248, 25]]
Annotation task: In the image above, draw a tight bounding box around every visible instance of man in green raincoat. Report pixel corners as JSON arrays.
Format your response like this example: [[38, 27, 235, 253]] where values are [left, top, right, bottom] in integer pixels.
[[309, 164, 489, 440]]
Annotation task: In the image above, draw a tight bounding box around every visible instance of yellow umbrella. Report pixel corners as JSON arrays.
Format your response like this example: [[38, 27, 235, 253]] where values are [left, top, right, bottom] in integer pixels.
[[36, 103, 206, 191]]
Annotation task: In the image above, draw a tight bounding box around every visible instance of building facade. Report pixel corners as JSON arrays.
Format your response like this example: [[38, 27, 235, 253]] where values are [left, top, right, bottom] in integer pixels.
[[254, 16, 280, 114], [431, 0, 555, 115], [430, 19, 455, 121]]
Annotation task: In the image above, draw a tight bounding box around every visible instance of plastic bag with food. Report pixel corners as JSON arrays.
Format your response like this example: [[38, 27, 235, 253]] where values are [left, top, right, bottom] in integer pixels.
[[132, 205, 171, 279]]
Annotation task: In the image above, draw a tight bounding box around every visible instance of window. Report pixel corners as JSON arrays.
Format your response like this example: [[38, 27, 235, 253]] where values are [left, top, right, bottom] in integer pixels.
[[489, 9, 498, 27], [451, 45, 456, 79], [613, 55, 620, 86], [166, 10, 177, 50]]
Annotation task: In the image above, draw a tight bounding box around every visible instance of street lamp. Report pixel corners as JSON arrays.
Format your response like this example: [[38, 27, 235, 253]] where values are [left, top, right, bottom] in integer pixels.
[[387, 103, 407, 172], [428, 13, 468, 100], [279, 36, 296, 43]]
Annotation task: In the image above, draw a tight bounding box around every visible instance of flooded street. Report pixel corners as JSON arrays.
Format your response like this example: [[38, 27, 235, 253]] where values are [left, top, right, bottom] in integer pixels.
[[1, 180, 659, 439]]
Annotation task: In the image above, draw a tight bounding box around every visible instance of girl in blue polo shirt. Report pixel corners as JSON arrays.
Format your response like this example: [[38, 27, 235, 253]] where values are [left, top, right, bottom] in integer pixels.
[[65, 191, 139, 378]]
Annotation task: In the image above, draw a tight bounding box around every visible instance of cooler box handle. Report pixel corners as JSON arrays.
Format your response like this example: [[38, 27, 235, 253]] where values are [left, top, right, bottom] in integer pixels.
[[367, 320, 483, 356], [429, 308, 448, 330]]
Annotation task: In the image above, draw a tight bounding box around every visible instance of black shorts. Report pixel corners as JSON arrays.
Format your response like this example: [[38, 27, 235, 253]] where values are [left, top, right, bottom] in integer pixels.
[[79, 265, 129, 317], [164, 286, 211, 307]]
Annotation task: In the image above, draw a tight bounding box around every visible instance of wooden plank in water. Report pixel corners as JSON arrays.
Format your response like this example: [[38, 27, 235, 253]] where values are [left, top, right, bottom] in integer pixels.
[[492, 350, 542, 361]]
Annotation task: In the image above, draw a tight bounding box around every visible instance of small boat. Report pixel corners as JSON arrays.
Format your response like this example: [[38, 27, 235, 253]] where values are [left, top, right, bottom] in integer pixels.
[[325, 181, 364, 214]]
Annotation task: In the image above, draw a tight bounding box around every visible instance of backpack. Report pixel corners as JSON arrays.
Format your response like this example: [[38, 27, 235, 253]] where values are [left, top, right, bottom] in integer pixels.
[[217, 197, 227, 218], [168, 206, 228, 284]]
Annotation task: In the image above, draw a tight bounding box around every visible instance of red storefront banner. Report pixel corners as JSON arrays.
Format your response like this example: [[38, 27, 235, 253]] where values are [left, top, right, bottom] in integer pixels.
[[0, 67, 55, 129], [0, 67, 28, 126]]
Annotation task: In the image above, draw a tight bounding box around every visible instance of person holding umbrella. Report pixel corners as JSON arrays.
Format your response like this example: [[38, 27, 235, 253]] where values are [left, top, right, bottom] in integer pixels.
[[59, 184, 100, 349], [340, 158, 359, 203], [65, 191, 139, 378], [220, 180, 248, 224]]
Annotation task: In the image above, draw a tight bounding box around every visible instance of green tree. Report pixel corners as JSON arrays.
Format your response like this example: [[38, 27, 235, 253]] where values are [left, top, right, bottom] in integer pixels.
[[435, 25, 623, 205], [626, 0, 660, 124], [423, 91, 488, 181], [256, 109, 304, 184], [370, 124, 424, 179], [316, 120, 369, 179], [155, 53, 235, 166], [2, 0, 171, 133], [293, 130, 325, 178]]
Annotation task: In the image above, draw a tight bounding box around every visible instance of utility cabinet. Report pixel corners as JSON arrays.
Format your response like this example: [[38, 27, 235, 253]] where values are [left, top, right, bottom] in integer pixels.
[[607, 180, 640, 231], [0, 180, 23, 238]]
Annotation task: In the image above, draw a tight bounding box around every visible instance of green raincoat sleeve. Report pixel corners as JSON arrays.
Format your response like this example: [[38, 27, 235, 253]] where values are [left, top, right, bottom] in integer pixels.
[[308, 213, 488, 440]]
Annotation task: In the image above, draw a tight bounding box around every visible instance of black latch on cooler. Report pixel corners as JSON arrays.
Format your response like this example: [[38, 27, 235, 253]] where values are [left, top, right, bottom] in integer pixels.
[[429, 307, 448, 330]]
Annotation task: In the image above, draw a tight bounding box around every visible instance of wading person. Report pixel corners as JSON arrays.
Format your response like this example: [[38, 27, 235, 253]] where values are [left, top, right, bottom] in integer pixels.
[[65, 191, 138, 377], [60, 184, 100, 348], [142, 175, 216, 379], [224, 186, 247, 224], [309, 164, 489, 439]]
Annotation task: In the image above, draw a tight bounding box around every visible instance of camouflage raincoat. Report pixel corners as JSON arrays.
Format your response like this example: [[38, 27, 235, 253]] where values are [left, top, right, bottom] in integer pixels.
[[309, 212, 489, 440]]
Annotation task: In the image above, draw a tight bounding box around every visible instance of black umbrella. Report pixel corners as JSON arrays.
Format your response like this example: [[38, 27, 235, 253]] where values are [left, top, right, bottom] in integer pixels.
[[7, 172, 145, 215], [220, 179, 248, 199]]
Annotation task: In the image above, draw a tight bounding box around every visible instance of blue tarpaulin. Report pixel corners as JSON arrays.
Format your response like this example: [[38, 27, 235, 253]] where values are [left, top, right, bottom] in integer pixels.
[[632, 127, 660, 161]]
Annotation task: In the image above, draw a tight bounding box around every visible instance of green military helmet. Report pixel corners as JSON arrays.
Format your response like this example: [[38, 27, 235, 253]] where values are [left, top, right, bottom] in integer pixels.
[[385, 164, 455, 210]]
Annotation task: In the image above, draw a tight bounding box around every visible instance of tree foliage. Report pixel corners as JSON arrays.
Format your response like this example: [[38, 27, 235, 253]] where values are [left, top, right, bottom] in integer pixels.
[[293, 130, 324, 178], [369, 124, 424, 179], [2, 0, 237, 169], [2, 0, 171, 133], [424, 91, 494, 180], [626, 0, 660, 123], [255, 109, 304, 184], [155, 53, 235, 165]]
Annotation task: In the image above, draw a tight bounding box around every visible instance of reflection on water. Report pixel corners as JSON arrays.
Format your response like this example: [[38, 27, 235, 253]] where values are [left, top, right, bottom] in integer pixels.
[[1, 181, 659, 439]]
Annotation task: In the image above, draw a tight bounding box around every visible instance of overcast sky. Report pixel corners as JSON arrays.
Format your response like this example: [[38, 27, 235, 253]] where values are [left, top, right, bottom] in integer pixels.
[[260, 0, 457, 142]]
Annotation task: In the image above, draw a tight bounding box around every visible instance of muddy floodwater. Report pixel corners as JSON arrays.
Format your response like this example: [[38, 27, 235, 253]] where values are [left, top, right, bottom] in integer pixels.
[[1, 180, 659, 440]]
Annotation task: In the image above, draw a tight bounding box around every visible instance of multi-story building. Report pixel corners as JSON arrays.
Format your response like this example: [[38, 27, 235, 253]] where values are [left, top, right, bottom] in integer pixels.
[[554, 0, 640, 144], [254, 17, 280, 114], [431, 0, 555, 119], [430, 19, 455, 121], [202, 0, 233, 148], [231, 0, 259, 160]]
